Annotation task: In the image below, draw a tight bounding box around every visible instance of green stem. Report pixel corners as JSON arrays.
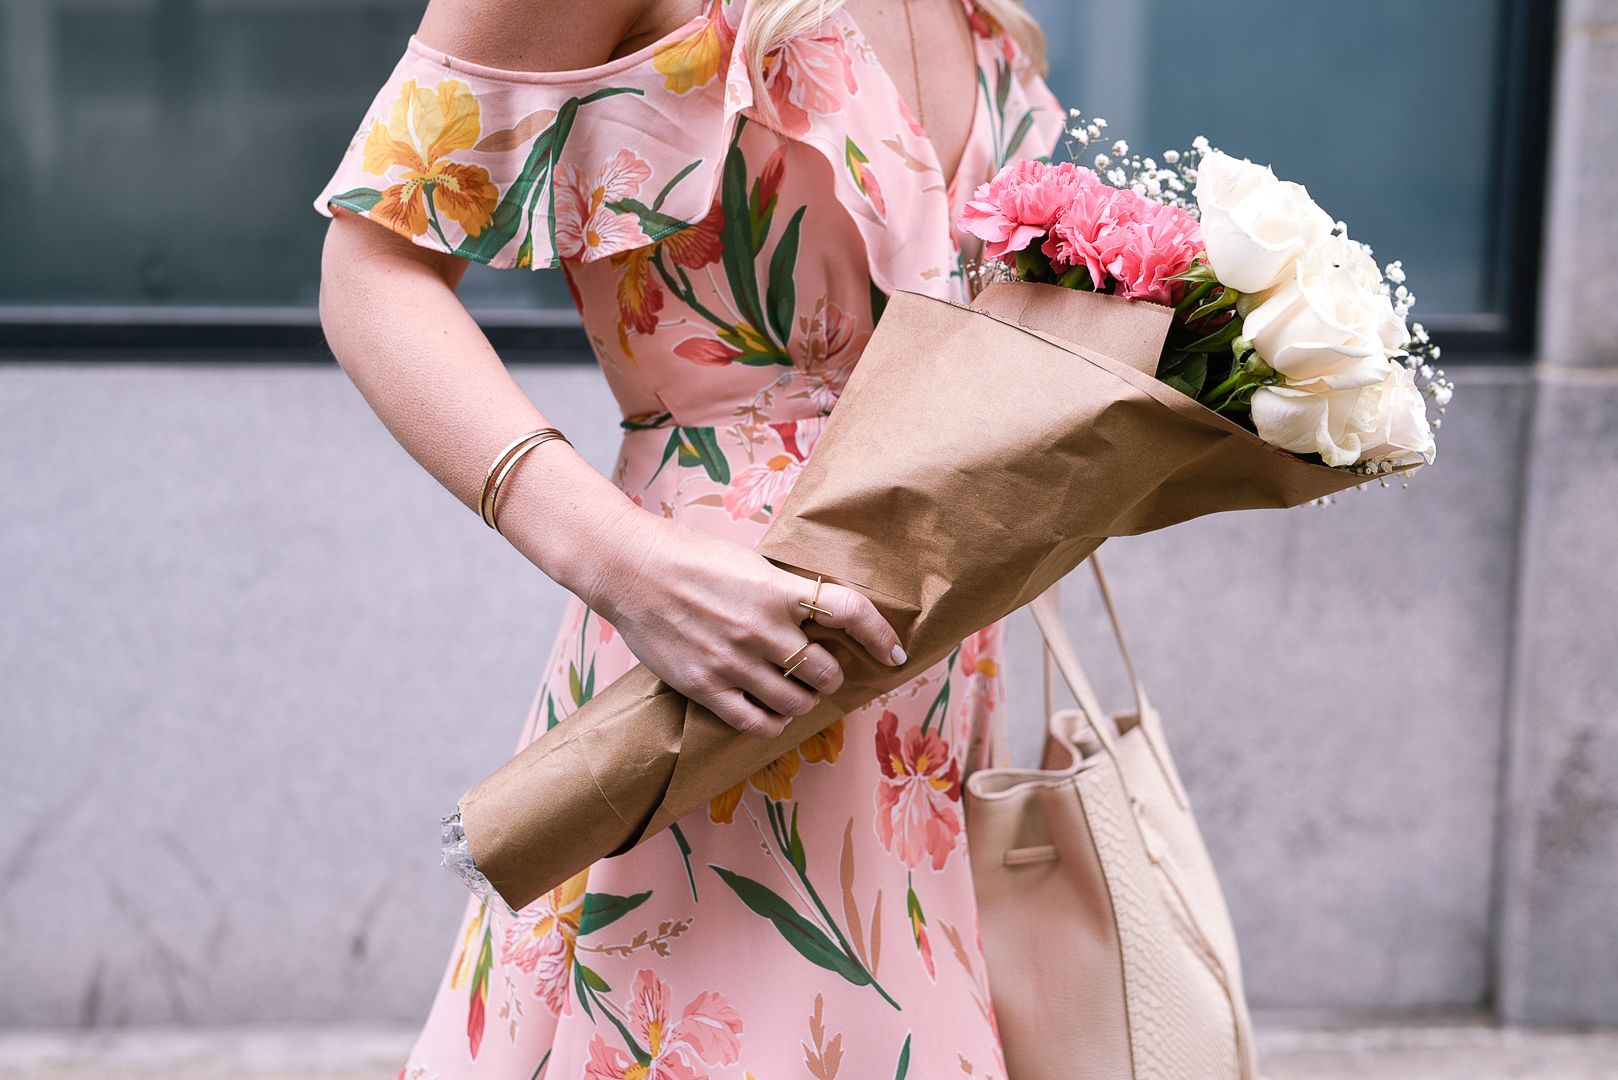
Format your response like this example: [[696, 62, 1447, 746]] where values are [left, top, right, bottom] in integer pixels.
[[1174, 280, 1215, 316], [768, 800, 901, 1010], [652, 250, 735, 332]]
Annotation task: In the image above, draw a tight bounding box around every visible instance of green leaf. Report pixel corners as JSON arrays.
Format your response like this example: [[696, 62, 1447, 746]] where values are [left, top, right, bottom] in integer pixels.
[[1168, 259, 1222, 284], [1157, 351, 1208, 397], [894, 1033, 912, 1080], [766, 206, 806, 349], [572, 962, 595, 1020], [653, 159, 703, 212], [748, 172, 779, 249], [453, 86, 641, 265], [1188, 290, 1239, 323], [546, 693, 560, 731], [670, 823, 699, 902], [719, 129, 769, 330], [647, 428, 684, 484], [994, 58, 1012, 114], [1184, 318, 1244, 353], [1162, 374, 1202, 398], [579, 890, 652, 936], [582, 660, 595, 705], [711, 866, 872, 985], [1002, 110, 1035, 164], [675, 427, 731, 484], [578, 964, 612, 992], [787, 803, 807, 873], [921, 644, 960, 736], [328, 187, 383, 214], [455, 127, 555, 265], [568, 662, 584, 707], [604, 197, 693, 244]]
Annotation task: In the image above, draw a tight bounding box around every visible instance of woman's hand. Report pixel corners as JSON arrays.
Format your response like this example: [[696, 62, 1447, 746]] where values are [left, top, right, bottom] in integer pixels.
[[321, 213, 902, 740], [570, 503, 906, 739]]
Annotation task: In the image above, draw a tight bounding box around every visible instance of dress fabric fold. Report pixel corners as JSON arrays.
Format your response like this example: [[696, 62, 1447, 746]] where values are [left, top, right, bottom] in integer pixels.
[[314, 0, 1064, 1076]]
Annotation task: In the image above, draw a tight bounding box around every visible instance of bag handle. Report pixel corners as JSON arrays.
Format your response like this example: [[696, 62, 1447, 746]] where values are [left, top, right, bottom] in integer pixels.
[[1030, 555, 1189, 810]]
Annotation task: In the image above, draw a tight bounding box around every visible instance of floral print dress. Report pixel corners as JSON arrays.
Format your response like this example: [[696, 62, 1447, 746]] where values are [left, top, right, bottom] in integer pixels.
[[316, 2, 1060, 1077]]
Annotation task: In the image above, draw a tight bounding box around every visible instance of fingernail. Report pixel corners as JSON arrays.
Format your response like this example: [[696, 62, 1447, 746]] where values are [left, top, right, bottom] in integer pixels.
[[890, 645, 908, 666]]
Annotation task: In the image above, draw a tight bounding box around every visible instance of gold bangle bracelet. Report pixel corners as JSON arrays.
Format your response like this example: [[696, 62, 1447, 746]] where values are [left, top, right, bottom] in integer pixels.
[[479, 427, 570, 530]]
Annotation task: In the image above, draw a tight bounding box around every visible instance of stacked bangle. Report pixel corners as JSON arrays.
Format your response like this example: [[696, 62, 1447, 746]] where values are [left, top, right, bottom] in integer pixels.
[[479, 427, 571, 532]]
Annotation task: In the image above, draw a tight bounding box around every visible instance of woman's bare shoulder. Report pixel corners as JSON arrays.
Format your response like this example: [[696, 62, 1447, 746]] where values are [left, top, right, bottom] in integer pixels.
[[416, 0, 704, 73]]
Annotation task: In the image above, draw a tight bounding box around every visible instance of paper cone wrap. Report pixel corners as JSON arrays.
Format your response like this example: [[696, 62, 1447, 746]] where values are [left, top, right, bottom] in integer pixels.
[[457, 282, 1383, 912]]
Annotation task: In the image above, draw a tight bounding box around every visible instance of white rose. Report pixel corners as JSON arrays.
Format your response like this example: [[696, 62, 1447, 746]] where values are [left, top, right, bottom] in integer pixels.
[[1238, 238, 1411, 384], [1193, 151, 1335, 293], [1356, 363, 1436, 466], [1251, 360, 1435, 468], [1249, 361, 1393, 467]]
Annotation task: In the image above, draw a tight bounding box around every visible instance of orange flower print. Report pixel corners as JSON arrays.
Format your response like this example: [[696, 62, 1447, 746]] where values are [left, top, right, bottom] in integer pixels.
[[361, 78, 499, 241], [615, 199, 725, 338], [800, 716, 845, 764], [874, 710, 964, 871], [653, 0, 734, 94], [500, 870, 587, 1015], [763, 22, 858, 138], [660, 199, 726, 269], [554, 150, 654, 260], [613, 247, 665, 336], [583, 969, 743, 1080], [958, 625, 1000, 689], [709, 748, 803, 823]]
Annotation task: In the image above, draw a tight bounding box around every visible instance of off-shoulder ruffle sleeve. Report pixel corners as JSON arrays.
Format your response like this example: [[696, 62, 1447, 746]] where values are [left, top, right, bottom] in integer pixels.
[[313, 7, 745, 270]]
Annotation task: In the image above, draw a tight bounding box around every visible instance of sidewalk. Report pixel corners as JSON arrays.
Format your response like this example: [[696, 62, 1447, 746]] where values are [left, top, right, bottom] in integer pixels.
[[2, 1018, 1617, 1079]]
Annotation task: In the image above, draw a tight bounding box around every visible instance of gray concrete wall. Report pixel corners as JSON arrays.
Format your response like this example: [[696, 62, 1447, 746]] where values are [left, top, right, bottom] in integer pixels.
[[1489, 0, 1618, 1026], [0, 360, 1540, 1025]]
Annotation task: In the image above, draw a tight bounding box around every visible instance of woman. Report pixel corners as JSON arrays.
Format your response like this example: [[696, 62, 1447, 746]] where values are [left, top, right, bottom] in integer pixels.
[[317, 0, 1061, 1075]]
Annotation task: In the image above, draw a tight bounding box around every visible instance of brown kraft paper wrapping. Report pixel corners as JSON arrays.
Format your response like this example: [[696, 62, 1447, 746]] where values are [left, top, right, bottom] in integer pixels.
[[459, 282, 1389, 912]]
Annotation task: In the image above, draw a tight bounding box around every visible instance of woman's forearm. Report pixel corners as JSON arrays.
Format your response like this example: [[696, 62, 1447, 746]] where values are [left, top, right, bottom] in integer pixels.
[[318, 210, 637, 605]]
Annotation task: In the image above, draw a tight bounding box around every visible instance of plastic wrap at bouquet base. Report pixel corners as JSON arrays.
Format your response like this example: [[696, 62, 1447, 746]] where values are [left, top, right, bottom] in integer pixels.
[[456, 281, 1382, 913]]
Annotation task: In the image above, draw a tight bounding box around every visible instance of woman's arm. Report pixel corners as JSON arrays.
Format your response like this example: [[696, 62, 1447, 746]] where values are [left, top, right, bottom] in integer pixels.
[[318, 2, 903, 739]]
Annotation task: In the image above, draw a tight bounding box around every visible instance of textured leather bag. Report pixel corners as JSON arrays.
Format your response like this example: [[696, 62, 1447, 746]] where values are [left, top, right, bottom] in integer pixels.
[[965, 558, 1258, 1080]]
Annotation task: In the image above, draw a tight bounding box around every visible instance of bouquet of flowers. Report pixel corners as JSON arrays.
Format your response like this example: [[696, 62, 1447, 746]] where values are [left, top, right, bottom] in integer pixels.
[[960, 117, 1453, 475], [450, 124, 1455, 915]]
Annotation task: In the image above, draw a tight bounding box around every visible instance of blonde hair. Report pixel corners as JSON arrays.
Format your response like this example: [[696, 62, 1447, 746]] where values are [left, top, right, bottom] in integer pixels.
[[743, 0, 1047, 120]]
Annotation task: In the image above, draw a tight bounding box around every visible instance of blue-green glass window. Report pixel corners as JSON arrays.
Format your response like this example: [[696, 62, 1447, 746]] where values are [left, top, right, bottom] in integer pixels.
[[0, 0, 1549, 353]]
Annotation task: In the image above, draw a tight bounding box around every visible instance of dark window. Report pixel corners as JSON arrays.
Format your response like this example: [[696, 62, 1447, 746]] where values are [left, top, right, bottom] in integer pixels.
[[1, 0, 1552, 356]]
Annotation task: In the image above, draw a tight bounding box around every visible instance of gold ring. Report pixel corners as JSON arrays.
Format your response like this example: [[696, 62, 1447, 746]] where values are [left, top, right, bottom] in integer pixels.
[[783, 654, 811, 679], [798, 576, 831, 618], [780, 642, 810, 669]]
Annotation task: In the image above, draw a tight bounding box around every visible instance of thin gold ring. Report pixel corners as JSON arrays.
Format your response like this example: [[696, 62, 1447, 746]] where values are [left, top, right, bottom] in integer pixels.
[[780, 642, 810, 670], [783, 654, 812, 679], [798, 575, 831, 618]]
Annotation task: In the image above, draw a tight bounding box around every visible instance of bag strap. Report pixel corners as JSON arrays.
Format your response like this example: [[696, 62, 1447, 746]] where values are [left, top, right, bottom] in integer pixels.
[[1030, 555, 1189, 810]]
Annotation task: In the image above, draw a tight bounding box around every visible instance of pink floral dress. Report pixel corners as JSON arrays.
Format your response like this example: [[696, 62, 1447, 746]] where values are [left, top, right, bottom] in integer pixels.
[[316, 2, 1060, 1077]]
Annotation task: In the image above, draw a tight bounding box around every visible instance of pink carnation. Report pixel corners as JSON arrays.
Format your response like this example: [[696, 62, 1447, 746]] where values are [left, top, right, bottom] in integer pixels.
[[1042, 181, 1137, 288], [1094, 198, 1202, 306], [959, 161, 1105, 263]]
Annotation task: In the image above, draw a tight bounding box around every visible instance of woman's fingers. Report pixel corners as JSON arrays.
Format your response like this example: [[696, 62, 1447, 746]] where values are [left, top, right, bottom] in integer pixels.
[[705, 688, 793, 740], [783, 643, 843, 694], [801, 581, 907, 667]]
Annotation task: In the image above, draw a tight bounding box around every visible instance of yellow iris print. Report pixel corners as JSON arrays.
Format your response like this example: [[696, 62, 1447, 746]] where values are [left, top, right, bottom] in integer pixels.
[[653, 0, 729, 94], [362, 78, 499, 241]]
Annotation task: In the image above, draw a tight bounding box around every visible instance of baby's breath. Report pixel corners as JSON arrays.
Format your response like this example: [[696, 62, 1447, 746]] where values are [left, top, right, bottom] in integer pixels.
[[1059, 111, 1210, 217]]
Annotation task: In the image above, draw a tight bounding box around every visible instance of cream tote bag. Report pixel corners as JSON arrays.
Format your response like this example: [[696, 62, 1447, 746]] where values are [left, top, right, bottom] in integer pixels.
[[965, 558, 1258, 1080]]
